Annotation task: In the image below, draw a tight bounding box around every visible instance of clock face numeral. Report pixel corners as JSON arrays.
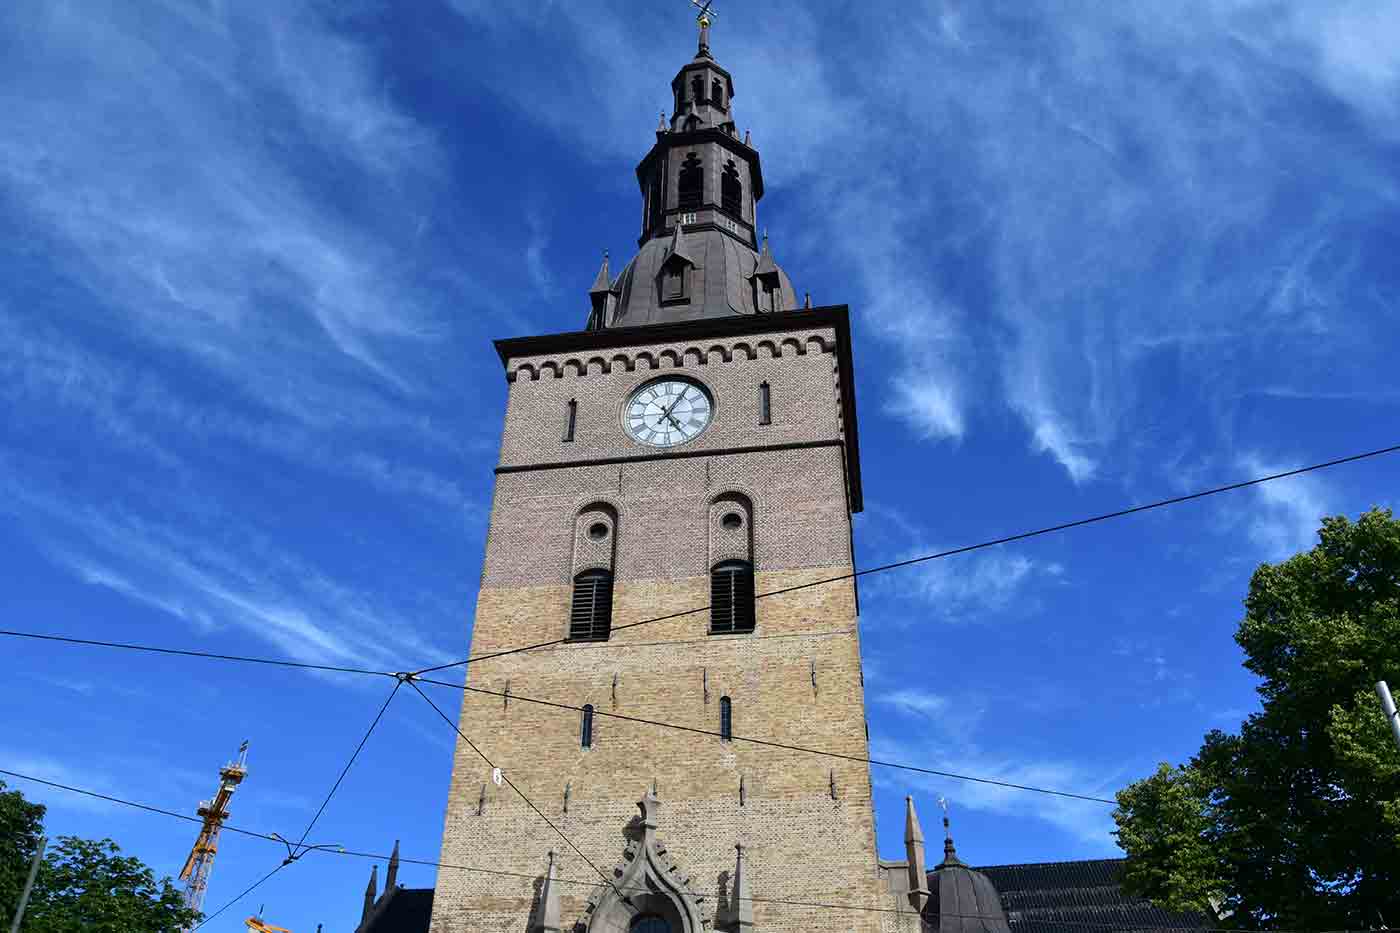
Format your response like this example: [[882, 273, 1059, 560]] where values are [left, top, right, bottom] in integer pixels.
[[624, 379, 713, 447]]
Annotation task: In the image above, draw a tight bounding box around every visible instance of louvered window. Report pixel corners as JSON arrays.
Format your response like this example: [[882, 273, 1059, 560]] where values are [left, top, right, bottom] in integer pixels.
[[709, 560, 755, 634], [569, 570, 613, 641], [678, 153, 702, 211], [720, 696, 733, 742], [721, 162, 742, 218]]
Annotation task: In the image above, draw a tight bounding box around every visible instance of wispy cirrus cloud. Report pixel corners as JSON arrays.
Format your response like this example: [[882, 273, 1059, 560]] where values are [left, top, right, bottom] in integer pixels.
[[441, 0, 1400, 490], [859, 504, 1065, 623], [871, 689, 1122, 847], [0, 470, 456, 676], [1235, 454, 1333, 560]]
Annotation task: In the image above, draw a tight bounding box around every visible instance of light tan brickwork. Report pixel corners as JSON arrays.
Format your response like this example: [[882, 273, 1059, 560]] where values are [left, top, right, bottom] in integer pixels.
[[429, 316, 890, 932]]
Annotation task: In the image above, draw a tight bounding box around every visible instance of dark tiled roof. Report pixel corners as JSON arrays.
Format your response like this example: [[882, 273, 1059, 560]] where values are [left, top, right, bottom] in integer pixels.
[[967, 858, 1210, 933], [360, 888, 434, 933]]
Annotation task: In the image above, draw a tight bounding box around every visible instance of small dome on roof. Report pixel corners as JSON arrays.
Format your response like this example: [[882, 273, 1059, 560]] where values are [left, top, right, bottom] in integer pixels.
[[922, 820, 1013, 933]]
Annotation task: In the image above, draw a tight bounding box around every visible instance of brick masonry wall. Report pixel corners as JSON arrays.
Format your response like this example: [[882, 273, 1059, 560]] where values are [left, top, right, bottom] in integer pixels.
[[429, 321, 899, 931]]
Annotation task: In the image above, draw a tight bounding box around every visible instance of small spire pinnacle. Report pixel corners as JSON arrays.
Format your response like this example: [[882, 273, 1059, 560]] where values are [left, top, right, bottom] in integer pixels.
[[804, 292, 812, 309], [905, 797, 931, 912], [939, 796, 965, 866], [732, 843, 755, 929], [361, 864, 378, 924], [539, 850, 562, 933], [589, 249, 612, 294], [658, 110, 667, 132], [693, 1, 715, 59], [385, 839, 400, 891]]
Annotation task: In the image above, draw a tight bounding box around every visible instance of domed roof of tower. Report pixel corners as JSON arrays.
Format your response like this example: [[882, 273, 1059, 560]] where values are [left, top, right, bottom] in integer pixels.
[[921, 815, 1014, 933], [582, 15, 801, 330]]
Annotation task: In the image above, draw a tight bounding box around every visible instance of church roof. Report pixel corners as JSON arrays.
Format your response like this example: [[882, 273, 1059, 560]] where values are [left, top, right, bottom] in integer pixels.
[[976, 859, 1209, 933], [356, 888, 434, 933]]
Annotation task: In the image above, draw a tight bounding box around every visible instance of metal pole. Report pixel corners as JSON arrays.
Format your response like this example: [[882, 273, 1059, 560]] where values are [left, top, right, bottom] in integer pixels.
[[8, 835, 46, 933], [1377, 681, 1400, 753]]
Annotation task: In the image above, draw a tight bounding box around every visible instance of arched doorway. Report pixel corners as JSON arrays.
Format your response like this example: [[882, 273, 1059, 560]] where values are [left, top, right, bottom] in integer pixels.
[[630, 915, 672, 933]]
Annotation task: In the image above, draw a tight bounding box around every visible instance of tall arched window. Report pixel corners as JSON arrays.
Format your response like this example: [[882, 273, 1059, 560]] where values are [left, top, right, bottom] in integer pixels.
[[719, 696, 733, 742], [569, 569, 613, 641], [710, 560, 755, 634], [678, 153, 702, 211], [581, 704, 594, 749], [691, 75, 704, 104], [631, 916, 671, 933], [711, 79, 724, 109], [721, 162, 742, 218]]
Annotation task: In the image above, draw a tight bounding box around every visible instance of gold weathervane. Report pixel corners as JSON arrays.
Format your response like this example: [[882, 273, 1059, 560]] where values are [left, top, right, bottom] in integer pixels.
[[690, 0, 717, 27]]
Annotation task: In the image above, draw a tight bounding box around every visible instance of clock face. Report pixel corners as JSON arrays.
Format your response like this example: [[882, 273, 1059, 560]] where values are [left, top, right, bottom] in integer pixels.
[[624, 378, 713, 447]]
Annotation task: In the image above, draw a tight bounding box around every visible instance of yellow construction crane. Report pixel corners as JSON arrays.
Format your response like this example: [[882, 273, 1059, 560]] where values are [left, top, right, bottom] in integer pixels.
[[179, 740, 250, 930]]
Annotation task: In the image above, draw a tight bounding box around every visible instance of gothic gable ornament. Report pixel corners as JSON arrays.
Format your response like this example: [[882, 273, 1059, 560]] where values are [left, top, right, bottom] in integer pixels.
[[578, 790, 706, 932]]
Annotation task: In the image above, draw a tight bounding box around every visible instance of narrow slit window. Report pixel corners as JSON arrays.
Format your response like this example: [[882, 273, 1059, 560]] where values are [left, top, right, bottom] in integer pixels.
[[581, 704, 594, 749], [710, 560, 756, 634], [758, 382, 771, 425], [563, 399, 577, 442], [720, 696, 732, 742], [569, 570, 613, 641]]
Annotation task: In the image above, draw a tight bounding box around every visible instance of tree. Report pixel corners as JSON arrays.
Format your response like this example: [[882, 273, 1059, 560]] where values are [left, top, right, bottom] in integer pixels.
[[1113, 508, 1400, 929], [0, 780, 200, 932], [1, 780, 47, 922]]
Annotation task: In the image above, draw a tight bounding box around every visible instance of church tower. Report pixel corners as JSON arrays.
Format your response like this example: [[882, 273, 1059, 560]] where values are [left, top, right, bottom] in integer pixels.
[[430, 17, 884, 932]]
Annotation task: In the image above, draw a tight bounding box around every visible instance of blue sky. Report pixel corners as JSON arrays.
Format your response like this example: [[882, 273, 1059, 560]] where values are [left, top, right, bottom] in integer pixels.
[[2, 0, 1399, 929]]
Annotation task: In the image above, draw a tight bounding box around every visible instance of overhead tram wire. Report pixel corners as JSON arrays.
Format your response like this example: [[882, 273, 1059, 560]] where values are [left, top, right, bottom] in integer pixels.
[[415, 678, 1116, 804], [3, 444, 1396, 685], [0, 768, 284, 844], [291, 679, 404, 852], [192, 860, 289, 931], [0, 628, 397, 679], [405, 679, 620, 893], [0, 764, 1366, 933], [411, 442, 1400, 677]]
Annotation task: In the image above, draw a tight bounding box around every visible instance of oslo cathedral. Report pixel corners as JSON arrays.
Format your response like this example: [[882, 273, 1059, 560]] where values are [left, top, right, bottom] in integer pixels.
[[349, 14, 1212, 933]]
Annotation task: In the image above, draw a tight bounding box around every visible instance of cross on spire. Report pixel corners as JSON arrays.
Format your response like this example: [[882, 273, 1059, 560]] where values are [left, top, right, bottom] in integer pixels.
[[690, 0, 717, 57]]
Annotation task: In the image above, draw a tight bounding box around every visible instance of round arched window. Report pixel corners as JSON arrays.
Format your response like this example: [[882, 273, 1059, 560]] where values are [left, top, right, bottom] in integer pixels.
[[630, 915, 672, 933]]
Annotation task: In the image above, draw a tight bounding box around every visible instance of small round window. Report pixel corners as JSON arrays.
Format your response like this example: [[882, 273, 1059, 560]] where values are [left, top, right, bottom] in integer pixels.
[[721, 512, 744, 530], [588, 522, 610, 541]]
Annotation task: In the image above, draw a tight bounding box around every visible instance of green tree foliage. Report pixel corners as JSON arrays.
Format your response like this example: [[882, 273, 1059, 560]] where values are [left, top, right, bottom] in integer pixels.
[[1, 780, 47, 921], [0, 780, 200, 932], [1113, 508, 1400, 929]]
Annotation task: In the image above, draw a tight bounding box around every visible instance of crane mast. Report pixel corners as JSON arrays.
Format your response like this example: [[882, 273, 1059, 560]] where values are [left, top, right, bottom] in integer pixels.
[[180, 740, 250, 928]]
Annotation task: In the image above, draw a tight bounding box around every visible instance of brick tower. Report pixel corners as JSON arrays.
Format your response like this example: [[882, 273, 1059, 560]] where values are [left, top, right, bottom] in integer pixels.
[[429, 17, 886, 933]]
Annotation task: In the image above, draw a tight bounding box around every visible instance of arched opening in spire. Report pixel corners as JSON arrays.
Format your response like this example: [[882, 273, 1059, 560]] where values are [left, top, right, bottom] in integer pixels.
[[678, 153, 702, 211], [711, 78, 725, 110], [721, 161, 742, 219], [690, 75, 704, 104]]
